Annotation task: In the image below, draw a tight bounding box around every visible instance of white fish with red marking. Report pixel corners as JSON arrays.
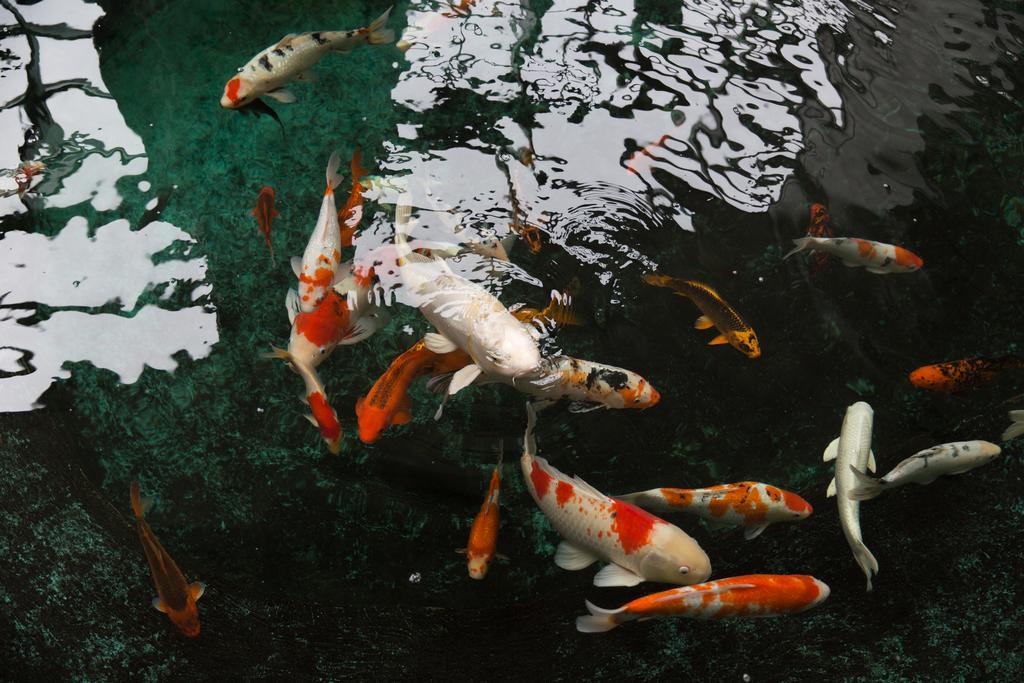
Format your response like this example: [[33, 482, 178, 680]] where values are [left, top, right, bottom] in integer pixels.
[[784, 236, 923, 274], [220, 9, 394, 109], [520, 404, 711, 587], [848, 440, 1001, 501], [292, 153, 347, 313]]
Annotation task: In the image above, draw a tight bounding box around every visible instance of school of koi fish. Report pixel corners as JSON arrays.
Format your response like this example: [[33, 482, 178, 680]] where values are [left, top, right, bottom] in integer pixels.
[[122, 7, 1020, 639]]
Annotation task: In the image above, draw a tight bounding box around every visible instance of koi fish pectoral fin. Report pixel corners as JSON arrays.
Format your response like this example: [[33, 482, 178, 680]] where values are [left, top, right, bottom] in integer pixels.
[[826, 477, 837, 498], [593, 563, 644, 588], [868, 450, 877, 473], [190, 582, 206, 601], [841, 260, 860, 268], [448, 364, 482, 395], [265, 88, 297, 104], [423, 332, 459, 354], [708, 334, 729, 346], [743, 524, 769, 540], [568, 401, 605, 414], [694, 315, 714, 330], [152, 597, 168, 613], [285, 288, 300, 325], [290, 256, 303, 278], [554, 541, 599, 571], [823, 437, 840, 462]]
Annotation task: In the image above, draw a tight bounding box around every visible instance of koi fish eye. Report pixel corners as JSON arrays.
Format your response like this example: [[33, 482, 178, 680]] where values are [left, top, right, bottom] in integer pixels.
[[678, 566, 690, 575]]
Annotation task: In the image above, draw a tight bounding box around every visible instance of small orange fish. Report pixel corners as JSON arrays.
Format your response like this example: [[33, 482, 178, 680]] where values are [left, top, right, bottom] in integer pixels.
[[512, 286, 583, 329], [252, 186, 278, 263], [510, 214, 543, 253], [337, 149, 370, 248], [577, 574, 830, 632], [460, 450, 503, 579], [806, 203, 833, 277], [130, 482, 205, 638], [644, 274, 761, 358], [356, 340, 472, 443], [909, 356, 1024, 393]]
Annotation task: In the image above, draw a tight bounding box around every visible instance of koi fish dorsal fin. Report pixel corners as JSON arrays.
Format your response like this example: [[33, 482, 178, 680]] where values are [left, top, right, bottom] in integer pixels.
[[823, 437, 840, 462], [569, 474, 607, 501], [274, 33, 299, 49], [189, 582, 206, 601]]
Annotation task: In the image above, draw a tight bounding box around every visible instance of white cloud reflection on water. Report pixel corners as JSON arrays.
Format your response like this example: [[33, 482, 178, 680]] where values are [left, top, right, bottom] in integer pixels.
[[0, 0, 218, 413]]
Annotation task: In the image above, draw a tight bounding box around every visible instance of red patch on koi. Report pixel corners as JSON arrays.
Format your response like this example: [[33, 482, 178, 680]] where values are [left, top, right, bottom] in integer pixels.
[[294, 290, 350, 347], [555, 481, 574, 507], [308, 392, 341, 441], [226, 77, 241, 103], [609, 500, 657, 554], [530, 460, 553, 498]]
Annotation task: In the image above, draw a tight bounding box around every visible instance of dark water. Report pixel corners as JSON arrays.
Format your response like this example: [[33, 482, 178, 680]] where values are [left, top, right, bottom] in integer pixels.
[[1, 0, 1022, 679]]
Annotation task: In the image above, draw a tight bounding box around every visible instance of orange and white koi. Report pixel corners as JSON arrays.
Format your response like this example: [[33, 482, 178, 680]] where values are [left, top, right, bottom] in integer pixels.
[[908, 356, 1024, 393], [785, 236, 923, 274], [130, 481, 205, 638], [267, 347, 342, 453], [296, 153, 346, 312], [618, 482, 812, 540], [337, 149, 370, 247], [460, 451, 503, 579], [220, 9, 394, 110], [519, 356, 659, 413], [643, 275, 761, 358], [521, 405, 711, 587], [576, 574, 830, 633], [252, 186, 278, 263], [356, 340, 471, 443]]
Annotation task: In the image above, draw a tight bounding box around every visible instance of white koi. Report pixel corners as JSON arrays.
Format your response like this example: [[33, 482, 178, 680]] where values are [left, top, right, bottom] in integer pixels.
[[294, 153, 345, 313], [520, 404, 711, 588], [220, 9, 394, 109], [849, 441, 1001, 501], [824, 401, 879, 591]]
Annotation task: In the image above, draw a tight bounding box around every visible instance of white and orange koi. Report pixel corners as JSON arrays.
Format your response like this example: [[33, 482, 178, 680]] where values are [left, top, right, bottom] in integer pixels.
[[576, 574, 830, 633], [520, 404, 711, 587], [220, 9, 394, 109], [618, 482, 812, 540], [268, 347, 342, 453], [785, 236, 923, 274], [294, 153, 346, 312]]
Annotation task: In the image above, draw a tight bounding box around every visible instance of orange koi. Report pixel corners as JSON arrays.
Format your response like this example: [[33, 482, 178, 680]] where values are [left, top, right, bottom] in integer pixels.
[[643, 275, 760, 358], [618, 482, 812, 540], [512, 286, 583, 329], [460, 450, 503, 579], [510, 214, 543, 253], [252, 186, 278, 263], [577, 574, 830, 633], [908, 356, 1024, 393], [806, 203, 832, 277], [130, 482, 205, 638], [355, 340, 472, 443], [337, 149, 370, 247]]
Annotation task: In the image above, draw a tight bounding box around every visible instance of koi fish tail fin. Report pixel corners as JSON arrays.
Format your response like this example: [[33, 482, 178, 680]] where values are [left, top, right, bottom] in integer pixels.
[[847, 465, 884, 501], [129, 481, 153, 519], [1003, 410, 1024, 441], [351, 148, 369, 183], [576, 601, 628, 633], [851, 541, 879, 592], [365, 7, 395, 45], [783, 237, 812, 260], [326, 151, 343, 193]]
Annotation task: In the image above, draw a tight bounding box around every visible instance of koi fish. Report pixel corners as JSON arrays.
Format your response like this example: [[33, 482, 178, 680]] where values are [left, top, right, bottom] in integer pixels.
[[824, 401, 879, 591], [618, 482, 812, 540], [130, 482, 205, 638], [1003, 410, 1024, 441], [849, 441, 1001, 501], [576, 574, 830, 633], [267, 347, 342, 453], [520, 404, 711, 588], [337, 149, 370, 247], [220, 9, 394, 110], [297, 153, 345, 312], [511, 288, 582, 330], [0, 161, 46, 197], [356, 340, 471, 443], [908, 356, 1024, 393], [460, 450, 503, 579], [252, 186, 278, 263], [785, 236, 923, 274], [643, 275, 761, 359], [388, 197, 543, 395], [806, 203, 833, 277]]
